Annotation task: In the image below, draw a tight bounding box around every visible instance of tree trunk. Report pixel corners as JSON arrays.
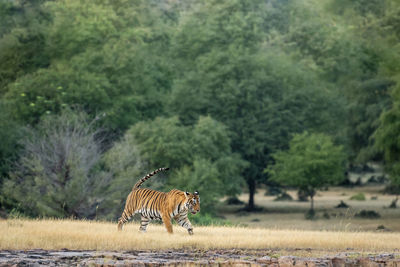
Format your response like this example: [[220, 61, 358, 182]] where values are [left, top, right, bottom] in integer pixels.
[[246, 178, 256, 211], [305, 188, 316, 219], [308, 188, 316, 212], [389, 195, 398, 208], [310, 195, 314, 213]]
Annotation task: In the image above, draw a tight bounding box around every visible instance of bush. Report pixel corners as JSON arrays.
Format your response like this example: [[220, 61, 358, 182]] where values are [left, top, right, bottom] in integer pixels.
[[367, 176, 378, 184], [305, 209, 316, 220], [225, 197, 245, 205], [297, 189, 309, 202], [384, 184, 400, 195], [349, 193, 366, 201], [335, 200, 350, 208], [389, 197, 398, 208], [339, 177, 354, 187], [265, 186, 282, 196], [188, 213, 232, 226], [322, 211, 330, 219], [7, 208, 30, 219], [2, 109, 108, 218], [376, 225, 386, 230], [355, 210, 380, 219], [274, 192, 293, 201]]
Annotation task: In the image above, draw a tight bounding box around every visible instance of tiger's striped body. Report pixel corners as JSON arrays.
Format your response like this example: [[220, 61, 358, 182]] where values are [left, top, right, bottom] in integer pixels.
[[117, 168, 200, 235]]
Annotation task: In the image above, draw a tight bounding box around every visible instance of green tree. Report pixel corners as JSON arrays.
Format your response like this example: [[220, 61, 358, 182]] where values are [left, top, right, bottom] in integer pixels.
[[0, 101, 20, 176], [3, 0, 173, 130], [267, 132, 346, 217], [374, 84, 400, 197], [124, 116, 247, 214], [168, 159, 221, 213], [285, 0, 399, 166], [0, 0, 50, 95], [0, 101, 22, 211], [347, 79, 393, 162], [328, 0, 386, 17], [166, 0, 274, 209], [170, 42, 342, 210], [333, 0, 399, 164], [372, 0, 400, 196]]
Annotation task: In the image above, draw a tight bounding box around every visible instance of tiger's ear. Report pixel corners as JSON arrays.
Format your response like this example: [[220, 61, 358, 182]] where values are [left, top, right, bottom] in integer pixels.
[[194, 191, 199, 196], [184, 191, 190, 198]]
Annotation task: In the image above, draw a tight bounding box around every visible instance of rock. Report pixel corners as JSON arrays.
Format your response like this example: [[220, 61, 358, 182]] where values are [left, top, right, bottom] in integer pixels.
[[278, 256, 295, 267], [331, 257, 346, 267], [0, 249, 400, 266]]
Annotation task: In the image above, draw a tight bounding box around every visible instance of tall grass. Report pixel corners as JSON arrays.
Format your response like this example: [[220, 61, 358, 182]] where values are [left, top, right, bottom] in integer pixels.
[[1, 219, 400, 251]]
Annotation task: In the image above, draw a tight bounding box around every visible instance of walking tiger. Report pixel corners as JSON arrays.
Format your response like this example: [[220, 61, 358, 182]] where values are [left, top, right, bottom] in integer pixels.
[[117, 167, 200, 235]]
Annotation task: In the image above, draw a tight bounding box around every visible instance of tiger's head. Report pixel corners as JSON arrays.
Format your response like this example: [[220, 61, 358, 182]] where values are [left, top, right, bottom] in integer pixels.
[[184, 191, 200, 215]]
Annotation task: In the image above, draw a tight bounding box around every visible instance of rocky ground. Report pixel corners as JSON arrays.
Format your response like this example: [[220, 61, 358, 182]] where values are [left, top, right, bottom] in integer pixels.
[[0, 249, 399, 266]]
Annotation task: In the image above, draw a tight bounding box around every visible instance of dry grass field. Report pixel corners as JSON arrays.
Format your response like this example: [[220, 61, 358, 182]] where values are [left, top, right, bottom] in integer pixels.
[[2, 184, 400, 264], [1, 218, 400, 253]]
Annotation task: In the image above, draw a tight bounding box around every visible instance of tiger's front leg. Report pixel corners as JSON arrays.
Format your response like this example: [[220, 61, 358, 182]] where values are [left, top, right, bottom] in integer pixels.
[[174, 214, 194, 235], [139, 216, 150, 232]]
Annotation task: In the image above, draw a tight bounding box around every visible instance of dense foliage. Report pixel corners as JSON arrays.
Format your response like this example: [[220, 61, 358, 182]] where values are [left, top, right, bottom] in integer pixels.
[[1, 0, 399, 219]]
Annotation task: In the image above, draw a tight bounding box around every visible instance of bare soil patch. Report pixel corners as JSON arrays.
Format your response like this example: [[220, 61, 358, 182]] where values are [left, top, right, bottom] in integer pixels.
[[1, 249, 399, 266]]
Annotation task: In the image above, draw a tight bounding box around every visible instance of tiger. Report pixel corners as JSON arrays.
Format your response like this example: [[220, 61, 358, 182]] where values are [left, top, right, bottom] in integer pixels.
[[117, 167, 200, 235]]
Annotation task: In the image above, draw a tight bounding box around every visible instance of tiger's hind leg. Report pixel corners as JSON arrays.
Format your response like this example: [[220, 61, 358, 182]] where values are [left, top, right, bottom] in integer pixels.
[[118, 201, 137, 231], [117, 209, 133, 231], [139, 216, 150, 232], [118, 192, 138, 231]]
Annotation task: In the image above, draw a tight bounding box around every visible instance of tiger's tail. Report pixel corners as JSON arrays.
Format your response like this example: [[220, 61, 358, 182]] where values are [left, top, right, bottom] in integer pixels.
[[132, 167, 169, 190]]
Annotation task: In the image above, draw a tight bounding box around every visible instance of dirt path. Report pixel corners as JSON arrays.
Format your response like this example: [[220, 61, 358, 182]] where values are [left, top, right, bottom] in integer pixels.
[[1, 249, 399, 266]]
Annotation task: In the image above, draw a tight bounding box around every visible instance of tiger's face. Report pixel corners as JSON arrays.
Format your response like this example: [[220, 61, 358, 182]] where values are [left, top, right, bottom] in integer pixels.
[[185, 191, 200, 215]]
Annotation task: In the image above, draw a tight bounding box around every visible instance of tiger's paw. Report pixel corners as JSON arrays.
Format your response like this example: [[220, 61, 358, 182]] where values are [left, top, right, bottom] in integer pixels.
[[188, 229, 194, 235]]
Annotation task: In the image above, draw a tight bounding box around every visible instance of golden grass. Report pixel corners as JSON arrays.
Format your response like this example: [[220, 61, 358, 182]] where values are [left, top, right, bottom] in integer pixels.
[[1, 219, 400, 252]]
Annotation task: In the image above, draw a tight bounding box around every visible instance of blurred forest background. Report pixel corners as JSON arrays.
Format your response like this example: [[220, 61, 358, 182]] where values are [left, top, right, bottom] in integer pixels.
[[1, 0, 400, 226]]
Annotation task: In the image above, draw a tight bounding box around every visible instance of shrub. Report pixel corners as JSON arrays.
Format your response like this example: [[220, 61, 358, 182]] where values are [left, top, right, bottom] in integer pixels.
[[384, 184, 400, 195], [274, 192, 293, 201], [349, 193, 366, 201], [389, 197, 398, 208], [297, 189, 309, 202], [339, 177, 354, 187], [305, 209, 316, 220], [265, 186, 282, 196], [335, 200, 350, 208], [355, 210, 380, 219], [225, 197, 245, 205], [367, 176, 378, 184], [2, 109, 108, 218], [376, 225, 386, 230], [188, 213, 232, 226], [322, 211, 330, 219]]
